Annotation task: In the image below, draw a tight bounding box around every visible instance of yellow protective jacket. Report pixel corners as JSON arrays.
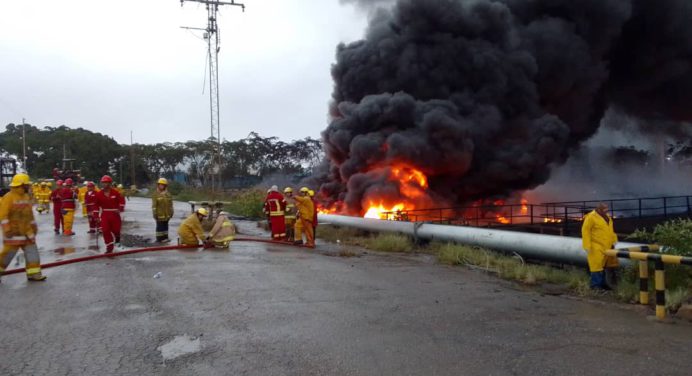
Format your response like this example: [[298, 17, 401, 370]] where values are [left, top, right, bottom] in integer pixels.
[[178, 213, 204, 245], [37, 187, 52, 203], [152, 189, 174, 220], [209, 214, 235, 243], [0, 187, 37, 246], [78, 186, 88, 205], [294, 196, 314, 223], [581, 210, 619, 272]]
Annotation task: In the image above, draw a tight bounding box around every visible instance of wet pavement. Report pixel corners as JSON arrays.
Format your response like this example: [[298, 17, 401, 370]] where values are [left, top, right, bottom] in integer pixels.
[[1, 198, 691, 375]]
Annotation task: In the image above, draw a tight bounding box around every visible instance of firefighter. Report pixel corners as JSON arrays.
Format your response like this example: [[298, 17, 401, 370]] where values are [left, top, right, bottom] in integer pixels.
[[84, 181, 99, 234], [78, 182, 88, 217], [207, 211, 235, 248], [50, 180, 64, 234], [263, 185, 286, 240], [31, 182, 39, 203], [59, 178, 78, 236], [152, 178, 174, 243], [283, 187, 296, 242], [0, 173, 47, 282], [95, 175, 125, 253], [36, 182, 51, 214], [178, 208, 208, 246], [290, 187, 315, 248], [582, 203, 619, 291], [309, 189, 318, 238]]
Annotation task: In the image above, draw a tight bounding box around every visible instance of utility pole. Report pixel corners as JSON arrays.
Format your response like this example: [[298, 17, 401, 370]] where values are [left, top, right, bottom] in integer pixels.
[[130, 131, 136, 188], [180, 0, 245, 193], [21, 118, 27, 173]]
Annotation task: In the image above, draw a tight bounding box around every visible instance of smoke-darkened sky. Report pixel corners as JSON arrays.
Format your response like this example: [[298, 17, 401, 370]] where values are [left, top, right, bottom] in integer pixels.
[[318, 0, 692, 213], [0, 0, 367, 144]]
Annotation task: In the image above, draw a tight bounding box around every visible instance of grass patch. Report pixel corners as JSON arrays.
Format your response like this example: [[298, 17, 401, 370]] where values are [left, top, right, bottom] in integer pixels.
[[316, 225, 366, 245], [365, 233, 413, 253]]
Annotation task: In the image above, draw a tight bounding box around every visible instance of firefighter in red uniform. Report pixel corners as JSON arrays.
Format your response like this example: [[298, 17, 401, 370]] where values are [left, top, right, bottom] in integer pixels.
[[84, 181, 99, 234], [95, 175, 125, 253], [263, 185, 286, 240], [59, 178, 78, 236], [50, 179, 64, 234]]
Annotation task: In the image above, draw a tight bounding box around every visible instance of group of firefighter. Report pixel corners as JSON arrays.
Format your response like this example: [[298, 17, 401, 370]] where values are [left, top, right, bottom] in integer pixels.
[[264, 185, 317, 248], [0, 173, 127, 282]]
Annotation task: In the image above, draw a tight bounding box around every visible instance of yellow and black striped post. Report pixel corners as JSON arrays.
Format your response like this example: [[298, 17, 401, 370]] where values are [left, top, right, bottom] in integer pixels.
[[605, 245, 692, 320], [655, 259, 666, 320], [639, 258, 649, 305]]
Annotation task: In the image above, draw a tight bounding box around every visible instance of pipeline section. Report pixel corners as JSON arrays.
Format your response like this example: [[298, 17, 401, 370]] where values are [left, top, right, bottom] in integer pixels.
[[319, 214, 644, 266]]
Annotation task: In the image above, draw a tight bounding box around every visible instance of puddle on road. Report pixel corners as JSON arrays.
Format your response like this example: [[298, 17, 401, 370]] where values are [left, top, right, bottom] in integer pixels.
[[52, 247, 76, 255], [157, 335, 202, 361]]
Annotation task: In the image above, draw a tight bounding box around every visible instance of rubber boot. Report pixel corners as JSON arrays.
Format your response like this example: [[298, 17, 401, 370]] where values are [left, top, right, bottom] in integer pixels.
[[27, 273, 47, 282]]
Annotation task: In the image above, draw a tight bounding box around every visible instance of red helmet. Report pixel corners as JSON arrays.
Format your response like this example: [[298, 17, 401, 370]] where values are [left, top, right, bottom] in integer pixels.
[[87, 181, 95, 187], [56, 180, 64, 186], [64, 178, 74, 186], [100, 175, 113, 183]]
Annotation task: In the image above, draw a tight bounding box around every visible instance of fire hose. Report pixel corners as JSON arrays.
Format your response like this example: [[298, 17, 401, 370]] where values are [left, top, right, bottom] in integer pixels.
[[2, 237, 307, 276]]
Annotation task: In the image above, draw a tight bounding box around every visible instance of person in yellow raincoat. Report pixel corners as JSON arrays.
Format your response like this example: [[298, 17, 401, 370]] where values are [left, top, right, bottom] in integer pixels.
[[582, 203, 619, 290], [290, 187, 315, 248], [178, 208, 208, 246], [283, 187, 296, 242], [0, 173, 47, 282]]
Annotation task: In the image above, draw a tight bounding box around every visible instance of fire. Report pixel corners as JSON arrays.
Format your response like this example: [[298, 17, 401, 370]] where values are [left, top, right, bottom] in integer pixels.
[[521, 198, 528, 215], [496, 215, 510, 224], [361, 164, 429, 219], [543, 218, 563, 223], [364, 203, 406, 219]]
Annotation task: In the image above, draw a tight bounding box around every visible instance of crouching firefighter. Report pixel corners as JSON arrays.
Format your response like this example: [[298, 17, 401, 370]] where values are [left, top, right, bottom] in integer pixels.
[[207, 211, 236, 248], [178, 208, 209, 246], [0, 173, 47, 282]]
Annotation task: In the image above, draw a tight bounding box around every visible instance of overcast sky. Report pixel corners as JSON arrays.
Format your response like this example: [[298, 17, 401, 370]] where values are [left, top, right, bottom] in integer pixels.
[[0, 0, 367, 145]]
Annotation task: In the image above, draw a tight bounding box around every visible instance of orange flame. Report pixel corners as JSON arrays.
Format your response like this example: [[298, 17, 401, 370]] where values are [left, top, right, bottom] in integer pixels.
[[521, 199, 528, 215], [362, 164, 429, 219], [496, 215, 510, 224], [364, 203, 406, 219]]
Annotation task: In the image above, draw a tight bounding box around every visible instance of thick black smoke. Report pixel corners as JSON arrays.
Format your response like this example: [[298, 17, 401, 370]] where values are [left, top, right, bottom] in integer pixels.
[[317, 0, 692, 214]]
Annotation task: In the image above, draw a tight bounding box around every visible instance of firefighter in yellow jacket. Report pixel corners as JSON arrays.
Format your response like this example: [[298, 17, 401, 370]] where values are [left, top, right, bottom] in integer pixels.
[[283, 187, 296, 242], [0, 173, 47, 282], [77, 183, 88, 217], [178, 208, 208, 246], [152, 178, 174, 243], [290, 187, 315, 248], [581, 203, 619, 290], [36, 182, 52, 214]]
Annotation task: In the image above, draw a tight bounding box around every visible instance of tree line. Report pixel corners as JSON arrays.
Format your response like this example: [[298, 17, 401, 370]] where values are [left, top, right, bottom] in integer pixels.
[[0, 123, 323, 187]]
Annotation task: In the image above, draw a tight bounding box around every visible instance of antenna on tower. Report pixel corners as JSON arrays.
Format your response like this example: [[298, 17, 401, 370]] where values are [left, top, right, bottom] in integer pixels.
[[180, 0, 245, 192]]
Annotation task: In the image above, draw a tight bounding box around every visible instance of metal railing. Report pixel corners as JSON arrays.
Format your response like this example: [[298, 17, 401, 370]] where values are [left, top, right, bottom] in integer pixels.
[[379, 195, 692, 228]]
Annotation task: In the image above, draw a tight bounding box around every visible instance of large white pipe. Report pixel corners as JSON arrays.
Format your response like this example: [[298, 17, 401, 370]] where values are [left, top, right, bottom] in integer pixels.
[[319, 214, 643, 266]]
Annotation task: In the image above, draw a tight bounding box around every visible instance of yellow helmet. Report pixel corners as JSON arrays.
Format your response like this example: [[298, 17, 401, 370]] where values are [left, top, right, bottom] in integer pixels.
[[308, 190, 315, 197], [283, 187, 293, 193], [9, 173, 32, 187], [117, 184, 123, 189], [40, 182, 47, 186], [157, 178, 168, 185], [300, 187, 310, 193], [47, 182, 53, 187], [196, 208, 209, 217]]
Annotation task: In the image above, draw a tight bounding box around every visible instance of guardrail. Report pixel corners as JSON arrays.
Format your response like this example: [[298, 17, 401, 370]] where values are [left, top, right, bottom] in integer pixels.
[[605, 245, 692, 320]]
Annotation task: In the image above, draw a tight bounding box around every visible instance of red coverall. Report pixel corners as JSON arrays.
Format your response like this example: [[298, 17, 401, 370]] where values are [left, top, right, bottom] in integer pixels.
[[50, 188, 63, 232], [263, 191, 286, 239], [95, 188, 125, 252], [85, 190, 99, 232]]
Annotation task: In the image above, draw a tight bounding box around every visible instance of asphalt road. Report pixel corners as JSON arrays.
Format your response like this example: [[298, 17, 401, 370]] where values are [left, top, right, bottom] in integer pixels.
[[1, 197, 691, 375]]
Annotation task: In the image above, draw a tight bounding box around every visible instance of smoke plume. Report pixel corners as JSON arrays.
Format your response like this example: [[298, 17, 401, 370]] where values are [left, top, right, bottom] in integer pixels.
[[318, 0, 692, 214]]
